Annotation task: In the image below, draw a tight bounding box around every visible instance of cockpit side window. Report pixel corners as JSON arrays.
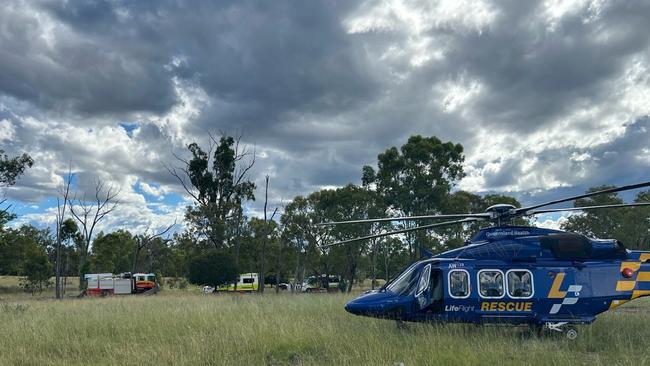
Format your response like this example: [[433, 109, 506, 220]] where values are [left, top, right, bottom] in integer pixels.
[[506, 270, 534, 299], [386, 263, 421, 296], [448, 270, 470, 299], [478, 270, 504, 299]]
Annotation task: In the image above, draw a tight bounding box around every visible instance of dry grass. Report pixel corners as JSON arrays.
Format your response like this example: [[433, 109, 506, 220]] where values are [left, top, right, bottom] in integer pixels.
[[0, 279, 649, 365]]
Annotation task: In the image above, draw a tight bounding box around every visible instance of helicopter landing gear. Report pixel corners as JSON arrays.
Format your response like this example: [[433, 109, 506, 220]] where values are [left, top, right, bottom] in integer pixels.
[[544, 322, 578, 339]]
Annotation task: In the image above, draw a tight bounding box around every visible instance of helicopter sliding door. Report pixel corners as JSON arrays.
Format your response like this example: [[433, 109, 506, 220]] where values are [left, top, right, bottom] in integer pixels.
[[415, 264, 444, 313]]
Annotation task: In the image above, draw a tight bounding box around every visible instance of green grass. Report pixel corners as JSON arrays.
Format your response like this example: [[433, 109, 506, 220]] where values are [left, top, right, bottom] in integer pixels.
[[1, 282, 650, 365]]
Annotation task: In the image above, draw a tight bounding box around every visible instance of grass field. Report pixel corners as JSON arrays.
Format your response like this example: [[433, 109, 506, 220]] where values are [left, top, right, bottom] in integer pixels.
[[1, 279, 650, 366]]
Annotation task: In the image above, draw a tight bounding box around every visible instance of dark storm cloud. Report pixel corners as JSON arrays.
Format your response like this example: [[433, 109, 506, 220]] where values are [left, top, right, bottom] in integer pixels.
[[0, 3, 176, 116], [38, 0, 376, 122]]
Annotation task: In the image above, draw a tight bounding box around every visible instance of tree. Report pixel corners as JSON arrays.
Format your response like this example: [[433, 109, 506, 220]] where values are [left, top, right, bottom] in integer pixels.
[[70, 178, 120, 286], [0, 225, 52, 276], [562, 187, 650, 248], [20, 248, 53, 295], [55, 166, 73, 299], [317, 184, 381, 292], [187, 250, 238, 287], [168, 134, 255, 249], [0, 150, 33, 188], [0, 149, 33, 212], [561, 186, 625, 239], [258, 175, 278, 293], [131, 222, 176, 274], [371, 135, 465, 259], [91, 230, 136, 273], [281, 195, 316, 292]]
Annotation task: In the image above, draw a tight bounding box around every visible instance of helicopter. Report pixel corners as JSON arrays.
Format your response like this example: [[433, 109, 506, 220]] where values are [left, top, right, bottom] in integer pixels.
[[319, 182, 650, 339]]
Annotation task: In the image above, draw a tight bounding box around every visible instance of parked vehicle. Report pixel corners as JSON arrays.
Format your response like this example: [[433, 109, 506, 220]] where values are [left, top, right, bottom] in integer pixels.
[[84, 272, 159, 296], [300, 275, 342, 293], [216, 273, 259, 293]]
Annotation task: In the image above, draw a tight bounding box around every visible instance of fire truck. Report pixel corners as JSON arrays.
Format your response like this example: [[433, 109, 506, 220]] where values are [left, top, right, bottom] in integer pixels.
[[84, 272, 159, 296]]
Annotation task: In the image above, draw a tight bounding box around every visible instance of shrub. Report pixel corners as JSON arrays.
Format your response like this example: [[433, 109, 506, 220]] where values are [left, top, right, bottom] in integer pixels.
[[20, 250, 53, 295], [188, 250, 237, 287]]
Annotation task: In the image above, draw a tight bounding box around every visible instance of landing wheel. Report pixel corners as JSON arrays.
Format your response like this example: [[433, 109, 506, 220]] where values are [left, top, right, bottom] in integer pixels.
[[566, 327, 578, 340], [542, 322, 579, 340]]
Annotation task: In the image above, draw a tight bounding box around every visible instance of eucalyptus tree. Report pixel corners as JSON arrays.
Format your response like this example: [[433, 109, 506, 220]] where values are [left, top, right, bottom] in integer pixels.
[[167, 134, 255, 250], [363, 135, 465, 259], [0, 149, 33, 213], [562, 187, 650, 249], [317, 184, 382, 292]]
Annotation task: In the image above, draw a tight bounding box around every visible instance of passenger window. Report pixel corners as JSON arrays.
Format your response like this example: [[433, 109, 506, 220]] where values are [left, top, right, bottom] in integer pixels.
[[478, 270, 504, 298], [243, 278, 254, 284], [507, 270, 533, 298], [448, 270, 470, 298]]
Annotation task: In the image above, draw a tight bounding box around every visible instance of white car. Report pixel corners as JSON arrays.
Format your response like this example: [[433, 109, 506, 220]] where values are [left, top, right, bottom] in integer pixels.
[[202, 286, 215, 294]]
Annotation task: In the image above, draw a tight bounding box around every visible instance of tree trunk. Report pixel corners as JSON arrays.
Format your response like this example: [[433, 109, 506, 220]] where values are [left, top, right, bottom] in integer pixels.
[[78, 247, 89, 290], [275, 241, 283, 294], [346, 262, 356, 293], [55, 235, 62, 299]]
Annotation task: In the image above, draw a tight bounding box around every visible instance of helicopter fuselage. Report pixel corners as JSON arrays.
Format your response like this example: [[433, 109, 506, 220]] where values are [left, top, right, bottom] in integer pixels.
[[345, 226, 650, 327]]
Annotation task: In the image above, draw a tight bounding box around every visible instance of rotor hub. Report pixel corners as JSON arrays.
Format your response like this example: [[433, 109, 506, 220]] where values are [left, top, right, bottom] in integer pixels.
[[485, 204, 516, 219]]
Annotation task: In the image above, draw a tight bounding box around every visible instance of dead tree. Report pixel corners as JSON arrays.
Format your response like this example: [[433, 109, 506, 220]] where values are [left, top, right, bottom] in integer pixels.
[[258, 175, 278, 293], [131, 221, 176, 274], [70, 179, 119, 287], [55, 165, 73, 299]]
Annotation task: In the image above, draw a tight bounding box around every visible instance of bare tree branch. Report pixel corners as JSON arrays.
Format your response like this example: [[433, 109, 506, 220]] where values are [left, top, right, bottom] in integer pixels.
[[70, 177, 120, 283], [132, 219, 177, 273]]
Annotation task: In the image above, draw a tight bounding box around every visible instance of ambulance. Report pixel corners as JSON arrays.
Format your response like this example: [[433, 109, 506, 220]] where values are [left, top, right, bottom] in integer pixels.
[[216, 273, 259, 293]]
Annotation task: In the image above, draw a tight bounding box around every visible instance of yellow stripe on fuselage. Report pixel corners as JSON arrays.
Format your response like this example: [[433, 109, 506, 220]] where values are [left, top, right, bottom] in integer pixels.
[[639, 253, 650, 263], [620, 262, 641, 272], [616, 281, 636, 291], [632, 290, 650, 299], [609, 299, 629, 310], [636, 272, 650, 282]]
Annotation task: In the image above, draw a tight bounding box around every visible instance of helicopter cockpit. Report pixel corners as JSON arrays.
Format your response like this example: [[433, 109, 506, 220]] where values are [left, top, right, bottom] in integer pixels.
[[344, 260, 444, 319]]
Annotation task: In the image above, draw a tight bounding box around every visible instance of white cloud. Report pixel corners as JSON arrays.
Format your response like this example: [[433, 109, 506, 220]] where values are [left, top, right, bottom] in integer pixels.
[[0, 118, 15, 142], [139, 181, 168, 198]]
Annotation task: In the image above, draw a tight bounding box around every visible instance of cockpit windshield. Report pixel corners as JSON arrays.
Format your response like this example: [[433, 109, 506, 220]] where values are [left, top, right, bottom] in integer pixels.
[[385, 263, 422, 296]]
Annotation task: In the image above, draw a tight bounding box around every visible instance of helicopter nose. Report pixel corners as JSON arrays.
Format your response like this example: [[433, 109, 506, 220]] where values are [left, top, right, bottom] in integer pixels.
[[345, 301, 364, 315]]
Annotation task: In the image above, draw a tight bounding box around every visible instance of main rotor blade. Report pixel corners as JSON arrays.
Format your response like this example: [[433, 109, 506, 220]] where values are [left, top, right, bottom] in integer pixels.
[[528, 202, 650, 215], [319, 218, 480, 248], [318, 213, 490, 226], [517, 181, 650, 214]]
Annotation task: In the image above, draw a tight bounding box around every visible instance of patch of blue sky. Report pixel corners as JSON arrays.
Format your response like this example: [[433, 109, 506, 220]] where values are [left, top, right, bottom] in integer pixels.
[[4, 197, 55, 216], [119, 122, 140, 137]]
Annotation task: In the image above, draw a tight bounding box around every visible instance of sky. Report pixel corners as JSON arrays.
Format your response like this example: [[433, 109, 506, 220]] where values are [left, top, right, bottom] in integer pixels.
[[1, 0, 649, 235]]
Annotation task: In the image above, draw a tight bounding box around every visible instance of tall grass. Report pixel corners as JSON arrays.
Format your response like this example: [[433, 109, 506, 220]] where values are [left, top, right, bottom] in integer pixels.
[[1, 289, 649, 366]]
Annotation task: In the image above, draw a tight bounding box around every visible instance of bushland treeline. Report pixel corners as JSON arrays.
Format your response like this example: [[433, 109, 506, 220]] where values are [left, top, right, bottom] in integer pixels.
[[1, 136, 649, 295]]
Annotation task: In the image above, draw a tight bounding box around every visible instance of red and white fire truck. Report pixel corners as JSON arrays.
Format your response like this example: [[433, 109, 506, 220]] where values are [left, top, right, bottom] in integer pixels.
[[84, 272, 159, 296]]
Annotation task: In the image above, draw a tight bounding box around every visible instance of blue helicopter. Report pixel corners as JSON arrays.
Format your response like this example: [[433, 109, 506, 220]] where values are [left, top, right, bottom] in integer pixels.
[[320, 182, 650, 339]]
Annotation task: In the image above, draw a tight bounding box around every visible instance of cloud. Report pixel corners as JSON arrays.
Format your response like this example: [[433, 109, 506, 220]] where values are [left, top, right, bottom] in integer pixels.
[[0, 0, 649, 232]]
